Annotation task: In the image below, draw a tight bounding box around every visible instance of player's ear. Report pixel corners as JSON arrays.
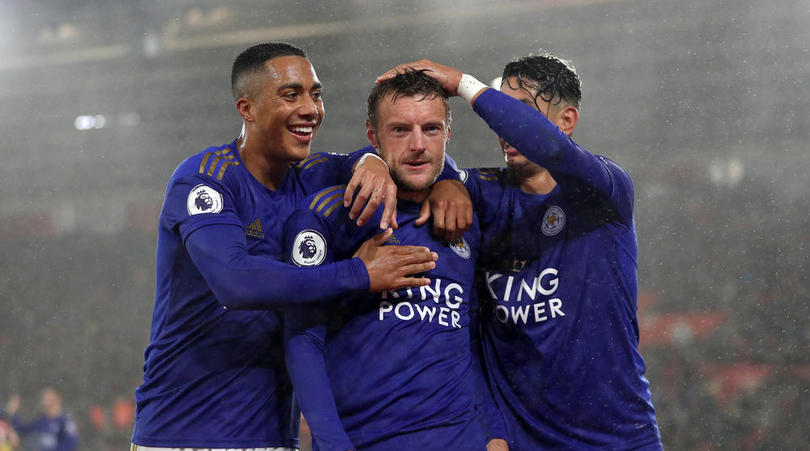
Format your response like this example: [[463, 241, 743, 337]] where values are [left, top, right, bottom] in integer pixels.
[[556, 106, 578, 136], [236, 97, 254, 122], [365, 120, 379, 148]]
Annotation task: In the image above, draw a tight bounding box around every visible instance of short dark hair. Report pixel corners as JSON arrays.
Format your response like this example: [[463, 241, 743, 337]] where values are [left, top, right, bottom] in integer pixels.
[[367, 69, 451, 131], [502, 51, 582, 110], [231, 42, 306, 100]]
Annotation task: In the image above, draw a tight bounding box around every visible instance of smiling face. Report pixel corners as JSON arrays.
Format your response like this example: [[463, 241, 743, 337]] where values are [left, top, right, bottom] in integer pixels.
[[367, 93, 449, 201], [240, 55, 324, 163]]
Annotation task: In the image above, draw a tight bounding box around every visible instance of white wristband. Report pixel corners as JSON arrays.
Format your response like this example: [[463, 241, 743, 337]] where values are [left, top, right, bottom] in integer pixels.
[[356, 151, 387, 169], [457, 74, 488, 105]]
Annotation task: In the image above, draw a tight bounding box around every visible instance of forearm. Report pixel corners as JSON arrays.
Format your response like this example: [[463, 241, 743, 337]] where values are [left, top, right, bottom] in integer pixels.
[[472, 88, 633, 219], [186, 224, 369, 310], [285, 321, 354, 451], [470, 309, 509, 442]]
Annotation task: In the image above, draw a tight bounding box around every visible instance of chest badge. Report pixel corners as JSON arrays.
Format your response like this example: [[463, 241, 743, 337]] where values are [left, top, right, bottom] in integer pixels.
[[541, 205, 565, 236], [448, 236, 472, 259]]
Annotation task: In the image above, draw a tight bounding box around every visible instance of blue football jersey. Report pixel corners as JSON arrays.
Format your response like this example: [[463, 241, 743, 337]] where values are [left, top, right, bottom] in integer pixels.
[[132, 141, 367, 448], [283, 188, 485, 451], [465, 89, 662, 450]]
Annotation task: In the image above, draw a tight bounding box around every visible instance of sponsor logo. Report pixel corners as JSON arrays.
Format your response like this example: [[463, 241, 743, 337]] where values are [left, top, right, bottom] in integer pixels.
[[541, 205, 565, 236], [379, 278, 465, 329], [292, 229, 326, 266], [187, 184, 223, 215], [449, 236, 471, 259]]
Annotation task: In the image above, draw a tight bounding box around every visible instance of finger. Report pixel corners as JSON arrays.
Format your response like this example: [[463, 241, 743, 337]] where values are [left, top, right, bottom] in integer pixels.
[[432, 201, 447, 234], [391, 276, 432, 290], [391, 210, 399, 230], [391, 245, 432, 255], [378, 182, 397, 230], [372, 228, 393, 245], [398, 260, 437, 275], [343, 170, 364, 207], [375, 64, 412, 83], [414, 200, 431, 226], [443, 204, 458, 241], [356, 186, 383, 227], [349, 179, 376, 222]]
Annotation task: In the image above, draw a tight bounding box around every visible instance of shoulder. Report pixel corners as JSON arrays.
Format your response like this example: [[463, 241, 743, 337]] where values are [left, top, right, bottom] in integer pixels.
[[463, 167, 510, 190], [171, 143, 243, 184], [303, 184, 350, 220], [294, 151, 346, 171]]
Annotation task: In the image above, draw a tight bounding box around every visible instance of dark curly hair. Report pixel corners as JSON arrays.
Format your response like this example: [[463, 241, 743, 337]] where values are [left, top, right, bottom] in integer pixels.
[[502, 51, 582, 110]]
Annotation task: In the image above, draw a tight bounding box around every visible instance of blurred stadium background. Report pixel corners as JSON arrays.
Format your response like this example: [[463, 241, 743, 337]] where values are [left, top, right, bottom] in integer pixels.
[[0, 0, 807, 449]]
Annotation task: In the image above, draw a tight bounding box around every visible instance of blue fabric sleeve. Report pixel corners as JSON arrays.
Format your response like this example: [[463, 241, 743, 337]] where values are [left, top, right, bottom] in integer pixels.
[[284, 312, 353, 451], [283, 208, 355, 451], [472, 88, 634, 223], [184, 223, 369, 310], [469, 299, 509, 442]]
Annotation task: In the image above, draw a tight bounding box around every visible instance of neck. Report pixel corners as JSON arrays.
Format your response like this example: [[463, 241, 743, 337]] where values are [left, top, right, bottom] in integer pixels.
[[237, 127, 290, 190], [514, 164, 556, 194]]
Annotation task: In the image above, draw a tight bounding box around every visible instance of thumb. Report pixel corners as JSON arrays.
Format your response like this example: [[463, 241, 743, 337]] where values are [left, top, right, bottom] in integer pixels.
[[414, 200, 431, 226], [373, 227, 393, 245]]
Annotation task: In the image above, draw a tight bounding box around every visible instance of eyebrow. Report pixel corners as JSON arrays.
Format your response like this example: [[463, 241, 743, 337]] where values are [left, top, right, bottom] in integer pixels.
[[277, 81, 322, 92]]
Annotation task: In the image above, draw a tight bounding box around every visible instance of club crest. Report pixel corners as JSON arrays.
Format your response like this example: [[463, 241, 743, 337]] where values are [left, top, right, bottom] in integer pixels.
[[292, 230, 327, 266], [541, 205, 565, 236], [449, 236, 471, 259]]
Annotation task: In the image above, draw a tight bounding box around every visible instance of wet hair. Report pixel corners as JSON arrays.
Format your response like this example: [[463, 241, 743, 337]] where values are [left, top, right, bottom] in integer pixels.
[[231, 42, 306, 100], [502, 51, 582, 110], [366, 69, 451, 131]]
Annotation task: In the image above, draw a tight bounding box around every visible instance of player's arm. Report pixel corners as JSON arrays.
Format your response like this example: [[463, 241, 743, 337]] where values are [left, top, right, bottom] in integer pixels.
[[469, 296, 510, 449], [172, 175, 435, 309], [379, 61, 633, 223], [471, 88, 633, 223], [284, 311, 354, 451], [282, 207, 358, 451], [186, 223, 369, 309]]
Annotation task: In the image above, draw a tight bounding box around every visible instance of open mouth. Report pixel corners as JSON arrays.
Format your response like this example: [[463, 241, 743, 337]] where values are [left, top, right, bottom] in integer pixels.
[[502, 141, 519, 156], [289, 125, 315, 142], [288, 126, 315, 137], [404, 160, 429, 171]]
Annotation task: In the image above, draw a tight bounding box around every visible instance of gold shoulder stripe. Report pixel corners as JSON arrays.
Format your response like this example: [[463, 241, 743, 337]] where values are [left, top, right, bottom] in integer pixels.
[[323, 199, 343, 218], [199, 148, 236, 176], [316, 192, 343, 214], [198, 153, 212, 174], [303, 156, 329, 170], [296, 152, 324, 168], [309, 185, 346, 210], [478, 174, 498, 181], [216, 160, 241, 181]]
